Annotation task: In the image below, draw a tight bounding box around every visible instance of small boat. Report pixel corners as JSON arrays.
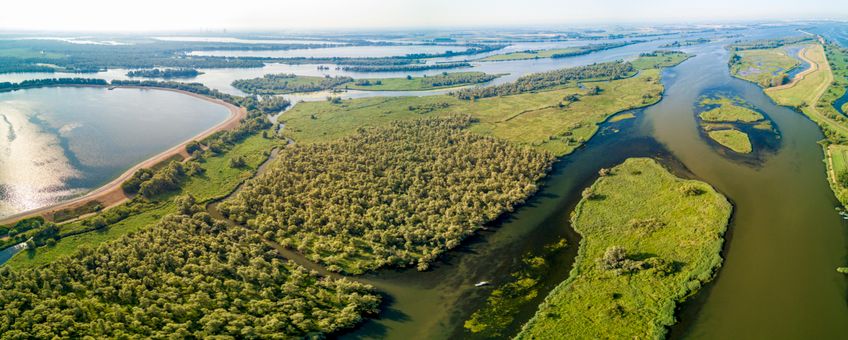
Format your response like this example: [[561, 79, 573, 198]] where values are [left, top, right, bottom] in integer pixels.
[[475, 281, 490, 287]]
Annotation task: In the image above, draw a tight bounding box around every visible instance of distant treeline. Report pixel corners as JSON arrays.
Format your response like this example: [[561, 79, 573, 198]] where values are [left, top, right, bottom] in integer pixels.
[[728, 36, 814, 51], [454, 61, 635, 100], [550, 40, 645, 58], [0, 78, 108, 92], [126, 68, 203, 78], [342, 62, 471, 72]]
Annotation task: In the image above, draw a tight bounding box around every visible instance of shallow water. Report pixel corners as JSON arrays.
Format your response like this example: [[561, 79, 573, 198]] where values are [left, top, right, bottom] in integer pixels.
[[0, 87, 230, 219]]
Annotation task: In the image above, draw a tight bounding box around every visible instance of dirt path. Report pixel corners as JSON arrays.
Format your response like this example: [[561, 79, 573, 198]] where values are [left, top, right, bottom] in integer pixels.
[[0, 86, 246, 226]]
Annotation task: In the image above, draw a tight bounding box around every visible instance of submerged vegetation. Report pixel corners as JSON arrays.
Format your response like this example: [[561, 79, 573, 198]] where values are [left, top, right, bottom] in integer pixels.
[[464, 239, 567, 338], [220, 116, 554, 274], [518, 158, 732, 339]]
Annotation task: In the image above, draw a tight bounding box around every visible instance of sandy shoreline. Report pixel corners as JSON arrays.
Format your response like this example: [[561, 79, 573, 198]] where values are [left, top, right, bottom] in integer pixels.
[[0, 85, 246, 226]]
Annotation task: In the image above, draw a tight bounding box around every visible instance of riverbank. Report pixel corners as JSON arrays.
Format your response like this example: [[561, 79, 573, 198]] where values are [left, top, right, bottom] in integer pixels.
[[0, 85, 247, 226]]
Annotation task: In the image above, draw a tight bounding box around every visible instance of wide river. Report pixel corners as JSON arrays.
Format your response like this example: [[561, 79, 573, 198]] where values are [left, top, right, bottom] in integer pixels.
[[334, 28, 848, 339], [2, 24, 847, 338], [0, 87, 230, 219]]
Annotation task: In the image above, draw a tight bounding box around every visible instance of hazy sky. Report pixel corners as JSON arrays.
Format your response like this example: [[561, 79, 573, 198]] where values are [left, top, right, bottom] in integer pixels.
[[1, 0, 846, 31]]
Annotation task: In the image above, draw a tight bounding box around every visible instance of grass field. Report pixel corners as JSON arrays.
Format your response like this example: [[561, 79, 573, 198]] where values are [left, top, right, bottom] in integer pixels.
[[283, 67, 666, 156], [707, 129, 753, 153], [342, 72, 502, 91], [698, 96, 764, 123], [630, 51, 692, 70], [517, 158, 732, 339], [730, 45, 801, 87], [6, 133, 281, 269]]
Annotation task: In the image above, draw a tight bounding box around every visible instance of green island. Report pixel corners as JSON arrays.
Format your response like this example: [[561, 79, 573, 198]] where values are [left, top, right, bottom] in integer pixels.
[[699, 96, 765, 122], [232, 71, 502, 94], [478, 41, 642, 62], [707, 129, 753, 153], [517, 158, 732, 339], [694, 95, 773, 154]]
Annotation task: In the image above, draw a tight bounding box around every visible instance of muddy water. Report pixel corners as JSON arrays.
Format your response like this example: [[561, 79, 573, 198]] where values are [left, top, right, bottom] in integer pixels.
[[341, 40, 848, 339]]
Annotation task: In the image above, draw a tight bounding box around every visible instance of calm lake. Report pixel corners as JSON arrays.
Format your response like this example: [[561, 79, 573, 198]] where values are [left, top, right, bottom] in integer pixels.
[[0, 87, 230, 219]]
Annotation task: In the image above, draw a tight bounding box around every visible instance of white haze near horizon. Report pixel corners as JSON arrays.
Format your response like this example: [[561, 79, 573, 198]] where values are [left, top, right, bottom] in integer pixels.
[[0, 0, 846, 32]]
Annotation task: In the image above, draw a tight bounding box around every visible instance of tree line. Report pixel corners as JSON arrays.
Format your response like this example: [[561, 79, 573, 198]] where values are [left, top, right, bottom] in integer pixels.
[[453, 61, 635, 100], [126, 68, 203, 79], [219, 115, 554, 274], [341, 62, 471, 72], [232, 74, 354, 95]]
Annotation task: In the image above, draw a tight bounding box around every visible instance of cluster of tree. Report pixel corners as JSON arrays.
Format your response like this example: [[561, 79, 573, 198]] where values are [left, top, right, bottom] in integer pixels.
[[0, 211, 380, 338], [231, 74, 354, 95], [0, 217, 46, 249], [419, 72, 498, 87], [0, 78, 108, 93], [256, 95, 292, 114], [126, 68, 203, 79], [121, 161, 189, 199], [454, 61, 634, 100], [219, 115, 554, 274], [341, 62, 471, 72], [0, 58, 57, 74], [549, 40, 644, 58], [354, 79, 383, 86]]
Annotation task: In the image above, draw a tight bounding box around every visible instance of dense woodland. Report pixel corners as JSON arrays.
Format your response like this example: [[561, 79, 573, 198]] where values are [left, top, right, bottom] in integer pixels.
[[126, 68, 203, 79], [0, 78, 108, 92], [454, 61, 635, 99], [232, 74, 354, 95], [0, 212, 380, 338], [219, 116, 554, 274]]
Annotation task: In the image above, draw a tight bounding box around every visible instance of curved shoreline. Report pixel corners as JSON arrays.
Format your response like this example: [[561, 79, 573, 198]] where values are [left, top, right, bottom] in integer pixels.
[[0, 85, 246, 226]]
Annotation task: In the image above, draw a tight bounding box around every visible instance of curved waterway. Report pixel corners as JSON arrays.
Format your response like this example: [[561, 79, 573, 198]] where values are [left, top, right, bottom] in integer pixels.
[[328, 39, 848, 339], [0, 87, 230, 219]]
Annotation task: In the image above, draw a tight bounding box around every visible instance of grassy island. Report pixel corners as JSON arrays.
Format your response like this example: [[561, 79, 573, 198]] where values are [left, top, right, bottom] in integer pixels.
[[707, 129, 753, 153], [518, 158, 732, 339], [699, 97, 765, 122]]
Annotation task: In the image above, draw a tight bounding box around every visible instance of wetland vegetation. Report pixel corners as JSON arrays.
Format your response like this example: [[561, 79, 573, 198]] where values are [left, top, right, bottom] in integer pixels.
[[517, 158, 732, 339]]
